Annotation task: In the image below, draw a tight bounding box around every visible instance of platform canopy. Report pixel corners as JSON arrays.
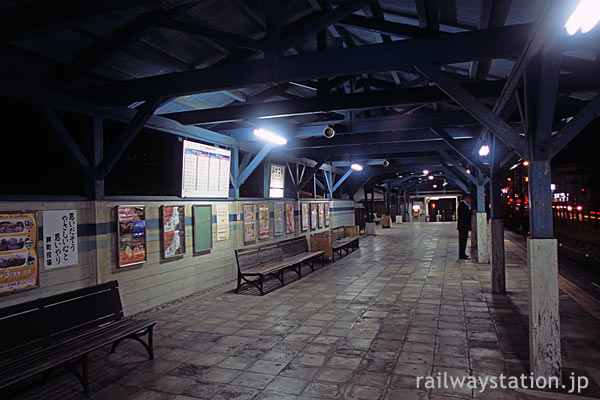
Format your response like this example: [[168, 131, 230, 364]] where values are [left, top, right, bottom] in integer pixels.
[[1, 0, 599, 196]]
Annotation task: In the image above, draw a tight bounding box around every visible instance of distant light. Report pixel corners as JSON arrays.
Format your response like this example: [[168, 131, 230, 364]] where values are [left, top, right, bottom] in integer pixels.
[[432, 203, 436, 208], [350, 163, 363, 171], [466, 169, 471, 174], [525, 177, 529, 182], [253, 128, 287, 145], [478, 144, 490, 157], [433, 184, 437, 188], [507, 178, 512, 182], [565, 0, 600, 35], [551, 184, 556, 191], [568, 205, 573, 211], [428, 175, 434, 180], [523, 160, 530, 167], [423, 169, 429, 175], [577, 205, 583, 211], [443, 180, 448, 187]]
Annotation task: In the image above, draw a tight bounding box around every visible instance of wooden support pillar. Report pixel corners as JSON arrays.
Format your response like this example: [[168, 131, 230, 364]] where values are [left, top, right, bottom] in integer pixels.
[[525, 50, 562, 380], [229, 147, 239, 199], [370, 187, 375, 220], [490, 138, 506, 294], [85, 116, 104, 199], [364, 186, 370, 222]]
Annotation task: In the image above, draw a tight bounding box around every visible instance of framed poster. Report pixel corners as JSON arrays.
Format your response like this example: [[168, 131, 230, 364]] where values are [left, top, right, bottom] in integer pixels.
[[161, 205, 186, 259], [301, 203, 309, 231], [243, 204, 256, 243], [215, 203, 229, 241], [324, 202, 330, 227], [310, 203, 318, 230], [274, 203, 284, 236], [258, 203, 270, 239], [285, 203, 295, 234], [117, 206, 146, 268], [0, 212, 38, 295], [43, 210, 78, 269], [318, 202, 325, 228], [193, 205, 212, 253]]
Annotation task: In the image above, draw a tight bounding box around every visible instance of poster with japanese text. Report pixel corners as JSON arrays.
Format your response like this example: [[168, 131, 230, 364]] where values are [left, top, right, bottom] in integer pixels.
[[324, 202, 330, 227], [118, 206, 147, 268], [258, 203, 270, 239], [162, 205, 185, 259], [285, 203, 295, 234], [216, 203, 229, 241], [301, 203, 309, 231], [0, 212, 38, 294], [43, 210, 78, 269], [243, 204, 256, 243], [310, 203, 318, 230], [318, 202, 324, 228], [274, 203, 284, 236]]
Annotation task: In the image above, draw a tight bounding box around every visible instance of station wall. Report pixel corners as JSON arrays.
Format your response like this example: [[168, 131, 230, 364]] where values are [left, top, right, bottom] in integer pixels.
[[0, 199, 354, 315]]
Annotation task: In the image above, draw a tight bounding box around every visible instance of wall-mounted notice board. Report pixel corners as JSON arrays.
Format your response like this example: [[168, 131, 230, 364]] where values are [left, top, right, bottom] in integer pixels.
[[43, 210, 78, 269], [258, 203, 270, 240], [0, 212, 38, 294], [318, 202, 324, 228], [324, 202, 330, 227], [117, 206, 146, 268], [193, 205, 212, 253], [182, 140, 231, 198], [301, 203, 309, 231]]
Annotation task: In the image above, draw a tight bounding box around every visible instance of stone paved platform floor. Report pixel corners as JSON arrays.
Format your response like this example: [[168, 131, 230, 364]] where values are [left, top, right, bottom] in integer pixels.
[[5, 222, 600, 400]]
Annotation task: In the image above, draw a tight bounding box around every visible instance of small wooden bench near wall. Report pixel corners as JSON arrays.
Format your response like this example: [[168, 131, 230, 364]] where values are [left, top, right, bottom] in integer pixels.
[[235, 236, 325, 295], [310, 225, 360, 262], [0, 281, 155, 395]]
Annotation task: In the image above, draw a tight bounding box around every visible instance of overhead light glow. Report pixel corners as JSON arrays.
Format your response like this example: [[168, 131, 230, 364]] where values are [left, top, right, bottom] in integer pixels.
[[253, 128, 287, 145], [466, 169, 471, 174], [565, 0, 600, 35], [433, 184, 437, 188], [350, 163, 363, 171], [551, 184, 556, 191], [478, 144, 490, 157], [523, 160, 530, 166], [428, 175, 434, 180], [423, 169, 429, 175]]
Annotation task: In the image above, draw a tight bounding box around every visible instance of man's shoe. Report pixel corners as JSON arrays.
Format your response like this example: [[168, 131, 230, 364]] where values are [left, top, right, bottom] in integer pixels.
[[459, 255, 470, 260]]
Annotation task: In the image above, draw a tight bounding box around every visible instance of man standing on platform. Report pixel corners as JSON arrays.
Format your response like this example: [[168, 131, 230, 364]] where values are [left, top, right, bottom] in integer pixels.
[[457, 195, 471, 260]]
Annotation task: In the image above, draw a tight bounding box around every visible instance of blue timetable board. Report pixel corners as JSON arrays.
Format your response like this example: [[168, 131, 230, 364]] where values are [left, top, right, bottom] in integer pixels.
[[182, 140, 231, 198]]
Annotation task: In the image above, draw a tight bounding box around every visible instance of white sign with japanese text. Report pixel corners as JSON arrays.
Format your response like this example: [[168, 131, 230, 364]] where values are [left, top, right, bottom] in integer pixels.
[[43, 210, 78, 269]]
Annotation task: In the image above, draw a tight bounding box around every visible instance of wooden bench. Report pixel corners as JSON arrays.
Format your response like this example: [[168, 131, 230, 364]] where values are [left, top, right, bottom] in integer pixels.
[[381, 215, 391, 228], [235, 236, 325, 295], [0, 281, 155, 395], [310, 226, 360, 262]]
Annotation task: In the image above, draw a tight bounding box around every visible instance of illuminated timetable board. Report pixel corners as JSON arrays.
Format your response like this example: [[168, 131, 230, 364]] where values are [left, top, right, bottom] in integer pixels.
[[182, 140, 231, 198]]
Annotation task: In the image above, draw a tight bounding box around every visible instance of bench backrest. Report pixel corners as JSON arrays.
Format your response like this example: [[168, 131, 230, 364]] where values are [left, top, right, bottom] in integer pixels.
[[279, 237, 309, 257], [236, 243, 284, 272], [0, 281, 124, 357], [332, 227, 346, 241]]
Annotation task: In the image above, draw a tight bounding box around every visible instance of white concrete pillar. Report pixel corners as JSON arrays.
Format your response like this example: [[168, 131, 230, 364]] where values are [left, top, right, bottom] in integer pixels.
[[365, 222, 376, 235], [395, 215, 402, 223], [527, 238, 561, 379], [476, 212, 488, 263]]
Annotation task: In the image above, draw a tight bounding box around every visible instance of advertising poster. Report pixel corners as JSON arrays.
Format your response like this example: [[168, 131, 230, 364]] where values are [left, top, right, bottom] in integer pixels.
[[162, 205, 185, 259], [43, 210, 78, 269], [274, 203, 284, 236], [301, 203, 309, 231], [258, 203, 270, 239], [243, 204, 256, 243], [0, 212, 38, 294], [118, 206, 147, 268], [285, 203, 295, 234], [324, 202, 330, 227], [318, 202, 325, 228], [193, 205, 212, 253], [216, 203, 229, 241], [310, 203, 318, 230]]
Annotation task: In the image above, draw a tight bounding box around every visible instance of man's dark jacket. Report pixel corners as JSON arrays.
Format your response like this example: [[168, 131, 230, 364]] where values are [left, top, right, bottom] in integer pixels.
[[457, 201, 471, 231]]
